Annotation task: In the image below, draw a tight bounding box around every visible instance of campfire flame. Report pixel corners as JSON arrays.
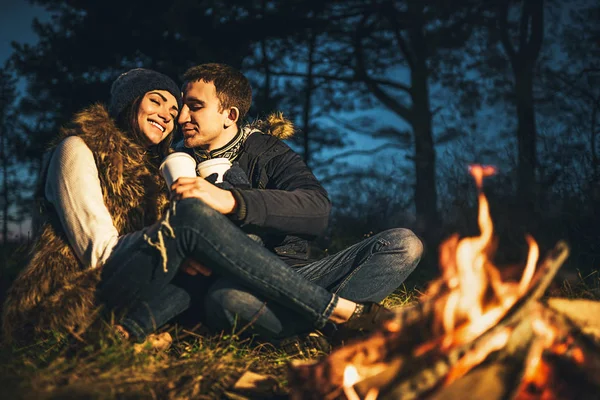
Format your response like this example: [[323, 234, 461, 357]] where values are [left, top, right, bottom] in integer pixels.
[[419, 165, 540, 375], [333, 165, 545, 398], [289, 165, 586, 400]]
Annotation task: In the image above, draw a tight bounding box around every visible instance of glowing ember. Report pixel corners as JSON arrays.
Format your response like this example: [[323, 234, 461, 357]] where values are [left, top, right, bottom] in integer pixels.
[[342, 365, 380, 400], [423, 164, 540, 354], [445, 328, 511, 384], [364, 388, 379, 400], [343, 365, 362, 400], [343, 365, 360, 387], [517, 313, 588, 397]]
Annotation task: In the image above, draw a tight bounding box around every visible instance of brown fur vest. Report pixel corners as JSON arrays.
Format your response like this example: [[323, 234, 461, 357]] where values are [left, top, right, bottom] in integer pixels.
[[2, 104, 169, 344]]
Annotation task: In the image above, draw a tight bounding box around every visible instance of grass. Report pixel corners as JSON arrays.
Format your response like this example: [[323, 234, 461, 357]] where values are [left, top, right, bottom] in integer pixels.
[[548, 270, 600, 300], [0, 325, 292, 399], [0, 270, 598, 399], [0, 286, 416, 400]]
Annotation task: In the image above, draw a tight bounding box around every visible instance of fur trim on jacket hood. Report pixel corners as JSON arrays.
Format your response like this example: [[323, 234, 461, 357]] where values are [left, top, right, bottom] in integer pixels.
[[248, 112, 295, 140]]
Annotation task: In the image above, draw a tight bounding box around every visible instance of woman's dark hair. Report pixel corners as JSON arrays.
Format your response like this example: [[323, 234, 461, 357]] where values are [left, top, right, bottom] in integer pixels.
[[115, 96, 174, 163]]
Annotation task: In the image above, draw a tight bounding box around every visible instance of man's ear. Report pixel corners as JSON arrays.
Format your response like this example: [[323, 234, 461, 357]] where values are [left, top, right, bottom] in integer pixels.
[[224, 106, 239, 127]]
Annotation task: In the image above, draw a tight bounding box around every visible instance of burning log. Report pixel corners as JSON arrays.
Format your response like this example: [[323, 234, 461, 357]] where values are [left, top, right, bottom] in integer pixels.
[[289, 243, 576, 400], [288, 165, 600, 400]]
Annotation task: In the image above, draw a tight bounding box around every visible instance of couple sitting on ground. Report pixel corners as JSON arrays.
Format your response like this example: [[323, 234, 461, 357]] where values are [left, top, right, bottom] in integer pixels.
[[2, 64, 423, 354]]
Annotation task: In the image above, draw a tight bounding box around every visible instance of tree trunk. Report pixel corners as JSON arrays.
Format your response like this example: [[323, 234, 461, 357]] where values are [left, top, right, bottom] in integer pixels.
[[260, 38, 271, 112], [499, 0, 544, 214], [589, 101, 599, 207], [0, 122, 7, 245], [514, 68, 537, 212], [353, 2, 440, 242], [408, 1, 440, 237], [591, 102, 598, 182], [260, 0, 271, 112], [411, 70, 439, 234], [302, 30, 316, 166]]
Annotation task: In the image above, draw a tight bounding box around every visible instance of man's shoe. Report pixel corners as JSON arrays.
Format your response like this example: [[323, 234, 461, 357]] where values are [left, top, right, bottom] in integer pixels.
[[278, 331, 332, 358], [343, 302, 395, 332], [332, 302, 395, 346]]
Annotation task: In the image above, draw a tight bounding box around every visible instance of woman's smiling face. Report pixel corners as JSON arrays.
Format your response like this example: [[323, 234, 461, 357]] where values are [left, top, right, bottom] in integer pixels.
[[137, 90, 180, 145]]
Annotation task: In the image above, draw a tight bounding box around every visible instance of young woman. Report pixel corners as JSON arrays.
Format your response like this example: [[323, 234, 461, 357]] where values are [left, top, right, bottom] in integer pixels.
[[2, 69, 390, 345], [2, 68, 181, 343]]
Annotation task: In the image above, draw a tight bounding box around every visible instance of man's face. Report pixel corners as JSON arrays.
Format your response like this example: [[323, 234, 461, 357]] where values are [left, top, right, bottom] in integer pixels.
[[178, 80, 229, 150]]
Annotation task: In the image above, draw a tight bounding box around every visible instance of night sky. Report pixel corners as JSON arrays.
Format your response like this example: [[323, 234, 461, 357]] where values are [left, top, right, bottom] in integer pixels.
[[0, 1, 50, 66]]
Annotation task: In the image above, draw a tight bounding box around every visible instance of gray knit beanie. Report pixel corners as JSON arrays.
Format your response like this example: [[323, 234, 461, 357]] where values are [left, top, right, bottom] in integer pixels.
[[108, 68, 182, 118]]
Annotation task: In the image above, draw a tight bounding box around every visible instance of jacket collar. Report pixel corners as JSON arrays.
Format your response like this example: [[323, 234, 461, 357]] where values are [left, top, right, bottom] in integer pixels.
[[191, 127, 253, 162]]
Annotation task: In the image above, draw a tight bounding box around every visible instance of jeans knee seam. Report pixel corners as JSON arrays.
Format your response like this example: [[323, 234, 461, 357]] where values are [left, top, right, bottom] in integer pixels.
[[332, 237, 393, 295], [333, 252, 374, 295], [306, 237, 386, 282], [308, 257, 353, 281]]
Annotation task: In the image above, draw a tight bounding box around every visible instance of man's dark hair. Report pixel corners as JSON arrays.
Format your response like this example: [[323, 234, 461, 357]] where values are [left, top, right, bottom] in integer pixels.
[[182, 63, 252, 123]]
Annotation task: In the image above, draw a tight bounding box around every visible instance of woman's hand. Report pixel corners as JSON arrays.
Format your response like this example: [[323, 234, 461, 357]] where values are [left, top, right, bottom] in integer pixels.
[[171, 177, 237, 214]]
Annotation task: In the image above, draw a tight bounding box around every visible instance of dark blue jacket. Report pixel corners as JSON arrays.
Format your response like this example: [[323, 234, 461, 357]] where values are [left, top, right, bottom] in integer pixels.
[[228, 131, 331, 267]]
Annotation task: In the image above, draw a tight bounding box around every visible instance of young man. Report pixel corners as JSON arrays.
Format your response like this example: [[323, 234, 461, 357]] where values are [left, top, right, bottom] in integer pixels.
[[172, 63, 423, 348]]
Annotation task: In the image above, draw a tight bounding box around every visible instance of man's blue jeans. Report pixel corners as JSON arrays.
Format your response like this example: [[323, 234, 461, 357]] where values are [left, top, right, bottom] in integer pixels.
[[95, 198, 338, 340], [203, 228, 423, 339]]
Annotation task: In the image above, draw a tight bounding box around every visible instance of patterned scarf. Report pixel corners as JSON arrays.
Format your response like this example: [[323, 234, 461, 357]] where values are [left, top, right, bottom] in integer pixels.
[[191, 128, 252, 162]]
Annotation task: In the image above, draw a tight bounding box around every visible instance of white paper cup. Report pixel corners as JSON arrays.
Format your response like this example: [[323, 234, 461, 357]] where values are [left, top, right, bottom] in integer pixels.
[[159, 152, 197, 186], [196, 158, 232, 183]]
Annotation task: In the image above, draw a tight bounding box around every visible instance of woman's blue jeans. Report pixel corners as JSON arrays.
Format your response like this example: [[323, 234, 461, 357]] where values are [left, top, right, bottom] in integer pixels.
[[204, 228, 423, 339], [95, 198, 338, 340]]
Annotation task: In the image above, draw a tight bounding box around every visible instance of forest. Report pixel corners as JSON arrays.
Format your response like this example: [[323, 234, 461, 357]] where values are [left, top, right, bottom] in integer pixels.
[[0, 1, 599, 398], [0, 0, 598, 282]]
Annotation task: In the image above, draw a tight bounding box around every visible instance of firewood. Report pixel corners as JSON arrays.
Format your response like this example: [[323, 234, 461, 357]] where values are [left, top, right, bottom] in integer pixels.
[[289, 242, 588, 400]]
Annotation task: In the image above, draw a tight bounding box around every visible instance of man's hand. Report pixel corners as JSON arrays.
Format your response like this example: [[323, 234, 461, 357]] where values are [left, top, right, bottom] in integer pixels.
[[180, 258, 213, 276], [171, 177, 237, 214]]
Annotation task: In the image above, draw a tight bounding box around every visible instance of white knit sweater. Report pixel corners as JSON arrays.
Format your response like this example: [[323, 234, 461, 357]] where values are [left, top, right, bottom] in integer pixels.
[[45, 136, 123, 269]]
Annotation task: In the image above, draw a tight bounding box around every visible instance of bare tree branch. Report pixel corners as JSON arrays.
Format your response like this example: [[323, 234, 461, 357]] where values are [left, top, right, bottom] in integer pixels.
[[324, 115, 379, 137], [383, 0, 416, 71], [518, 0, 530, 51], [316, 142, 407, 167], [269, 71, 412, 94], [319, 170, 394, 185], [353, 15, 414, 123], [527, 0, 544, 61], [498, 1, 517, 63]]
